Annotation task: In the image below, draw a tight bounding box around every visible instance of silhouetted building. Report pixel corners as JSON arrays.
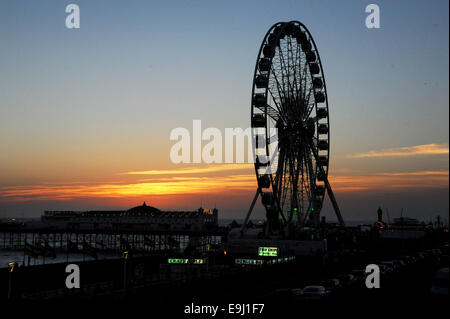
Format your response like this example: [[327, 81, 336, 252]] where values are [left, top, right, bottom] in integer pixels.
[[377, 207, 383, 222], [42, 202, 218, 231]]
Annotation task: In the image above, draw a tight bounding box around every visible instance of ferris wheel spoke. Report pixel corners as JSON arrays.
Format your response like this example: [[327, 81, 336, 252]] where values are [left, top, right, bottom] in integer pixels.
[[287, 37, 298, 101], [300, 59, 311, 114], [301, 152, 312, 203], [289, 38, 303, 120], [274, 70, 289, 112], [276, 45, 288, 99], [277, 41, 296, 106], [298, 147, 306, 213], [267, 88, 287, 123], [293, 149, 303, 211], [273, 141, 286, 206], [292, 38, 301, 104], [291, 147, 303, 211], [279, 145, 292, 213], [269, 67, 288, 117], [287, 154, 296, 212], [289, 156, 300, 215], [303, 144, 317, 206], [304, 87, 315, 120], [276, 44, 291, 103]]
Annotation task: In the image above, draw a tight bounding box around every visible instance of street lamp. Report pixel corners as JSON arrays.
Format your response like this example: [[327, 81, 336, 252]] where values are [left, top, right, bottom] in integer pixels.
[[8, 261, 17, 300]]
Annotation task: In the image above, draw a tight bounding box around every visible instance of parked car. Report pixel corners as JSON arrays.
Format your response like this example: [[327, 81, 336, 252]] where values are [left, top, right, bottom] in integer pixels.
[[351, 269, 366, 282], [378, 264, 393, 275], [413, 252, 425, 261], [430, 267, 449, 298], [438, 254, 449, 267], [403, 255, 418, 264], [273, 288, 292, 298], [290, 288, 304, 299], [393, 259, 406, 269], [273, 288, 304, 300], [380, 261, 397, 272], [319, 279, 340, 292], [338, 274, 356, 287], [425, 249, 442, 260], [300, 285, 330, 300], [398, 255, 412, 265]]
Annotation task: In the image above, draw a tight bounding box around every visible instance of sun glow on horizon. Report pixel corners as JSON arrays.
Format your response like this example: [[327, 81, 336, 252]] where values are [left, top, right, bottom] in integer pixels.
[[0, 168, 447, 203]]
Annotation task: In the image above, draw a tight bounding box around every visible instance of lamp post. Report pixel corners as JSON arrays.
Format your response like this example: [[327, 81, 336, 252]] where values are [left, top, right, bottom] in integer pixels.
[[7, 261, 17, 300], [123, 251, 129, 292]]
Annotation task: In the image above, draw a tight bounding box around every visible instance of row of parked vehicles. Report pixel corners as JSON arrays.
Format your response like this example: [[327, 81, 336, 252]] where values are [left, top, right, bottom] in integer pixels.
[[274, 244, 449, 300]]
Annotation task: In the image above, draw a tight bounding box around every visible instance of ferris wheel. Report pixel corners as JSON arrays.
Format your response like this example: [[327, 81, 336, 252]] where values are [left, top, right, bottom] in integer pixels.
[[243, 21, 344, 235]]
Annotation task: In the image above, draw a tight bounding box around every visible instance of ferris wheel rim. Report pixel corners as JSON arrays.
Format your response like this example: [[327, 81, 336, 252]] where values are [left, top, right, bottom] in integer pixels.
[[250, 21, 331, 222]]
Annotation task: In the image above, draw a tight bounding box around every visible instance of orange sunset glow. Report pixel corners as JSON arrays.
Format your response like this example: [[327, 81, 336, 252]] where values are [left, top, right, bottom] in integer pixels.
[[0, 1, 448, 223], [1, 163, 447, 204]]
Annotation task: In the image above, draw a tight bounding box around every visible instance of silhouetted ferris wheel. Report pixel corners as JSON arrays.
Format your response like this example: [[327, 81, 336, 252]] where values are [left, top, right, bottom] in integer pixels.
[[243, 21, 344, 235]]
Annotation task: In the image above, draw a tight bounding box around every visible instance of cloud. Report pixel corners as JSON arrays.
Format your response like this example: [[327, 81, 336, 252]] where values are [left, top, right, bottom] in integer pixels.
[[0, 174, 257, 201], [349, 143, 449, 158], [123, 164, 254, 175], [329, 170, 448, 192], [376, 171, 449, 176]]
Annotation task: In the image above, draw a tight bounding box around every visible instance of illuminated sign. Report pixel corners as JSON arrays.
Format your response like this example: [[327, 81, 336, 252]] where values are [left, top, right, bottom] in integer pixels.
[[168, 258, 189, 264], [235, 258, 264, 265], [168, 258, 207, 264], [235, 256, 295, 265], [258, 247, 278, 257]]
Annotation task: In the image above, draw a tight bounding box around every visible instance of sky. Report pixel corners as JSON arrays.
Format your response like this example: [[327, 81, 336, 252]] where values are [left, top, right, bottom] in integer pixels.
[[0, 0, 448, 222]]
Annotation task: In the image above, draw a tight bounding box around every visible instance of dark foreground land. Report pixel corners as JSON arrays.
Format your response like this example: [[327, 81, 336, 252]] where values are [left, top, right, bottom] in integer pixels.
[[2, 233, 448, 317]]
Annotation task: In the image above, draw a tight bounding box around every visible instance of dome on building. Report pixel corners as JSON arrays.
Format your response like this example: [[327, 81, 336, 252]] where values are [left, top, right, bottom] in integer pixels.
[[126, 202, 161, 216]]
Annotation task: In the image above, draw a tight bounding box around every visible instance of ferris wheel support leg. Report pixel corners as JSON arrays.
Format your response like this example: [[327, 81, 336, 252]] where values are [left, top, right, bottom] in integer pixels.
[[240, 188, 261, 235], [307, 138, 345, 226], [323, 177, 345, 226]]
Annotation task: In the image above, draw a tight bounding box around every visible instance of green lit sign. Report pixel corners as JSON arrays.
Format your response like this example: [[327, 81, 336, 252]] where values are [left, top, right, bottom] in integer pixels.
[[168, 258, 207, 264], [168, 258, 189, 264], [258, 247, 278, 257], [235, 258, 264, 265], [236, 256, 294, 265]]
